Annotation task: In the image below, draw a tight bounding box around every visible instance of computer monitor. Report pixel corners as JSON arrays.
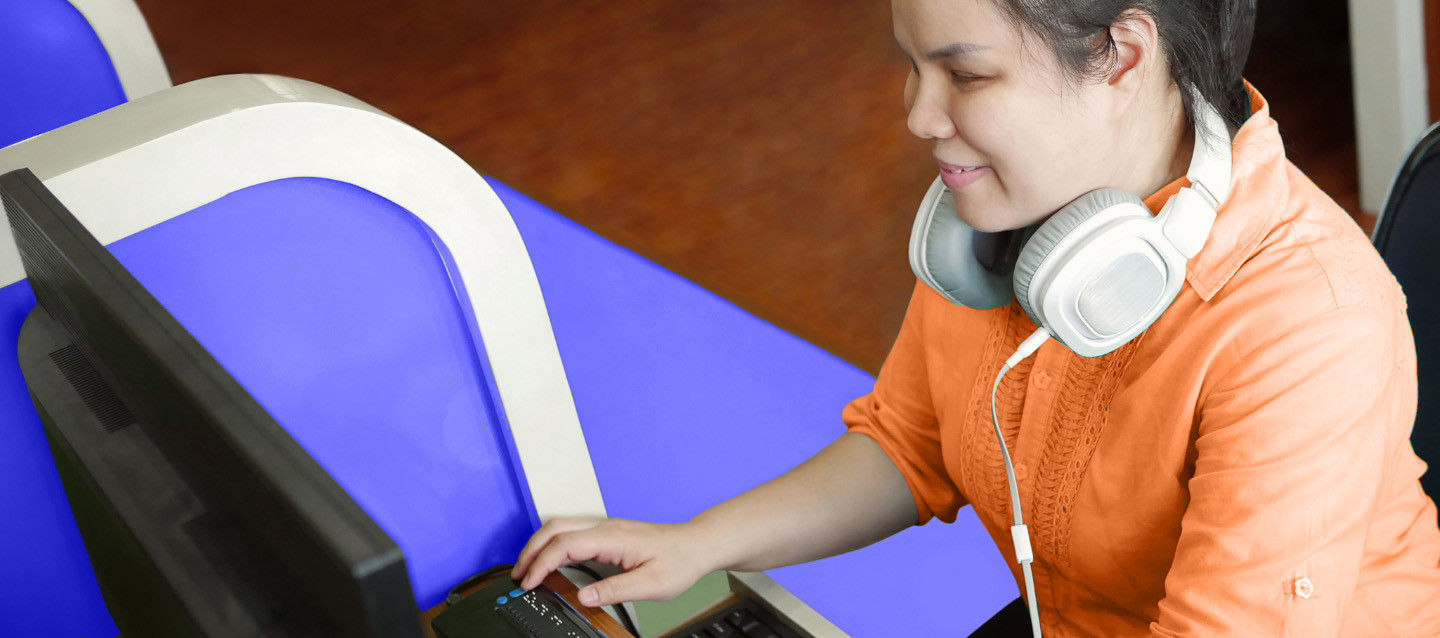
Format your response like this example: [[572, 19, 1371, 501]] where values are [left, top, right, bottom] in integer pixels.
[[2, 168, 424, 638]]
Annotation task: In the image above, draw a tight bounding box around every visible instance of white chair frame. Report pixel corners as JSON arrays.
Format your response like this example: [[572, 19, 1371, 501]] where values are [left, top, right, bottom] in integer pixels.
[[0, 73, 607, 529], [68, 0, 172, 100]]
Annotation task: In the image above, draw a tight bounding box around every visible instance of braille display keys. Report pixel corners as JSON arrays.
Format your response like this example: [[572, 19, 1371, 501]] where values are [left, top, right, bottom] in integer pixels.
[[430, 575, 608, 638]]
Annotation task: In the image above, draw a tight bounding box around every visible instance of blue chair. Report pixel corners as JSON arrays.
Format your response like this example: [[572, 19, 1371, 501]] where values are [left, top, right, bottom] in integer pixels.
[[0, 74, 1014, 637], [0, 0, 170, 149], [1371, 121, 1440, 506]]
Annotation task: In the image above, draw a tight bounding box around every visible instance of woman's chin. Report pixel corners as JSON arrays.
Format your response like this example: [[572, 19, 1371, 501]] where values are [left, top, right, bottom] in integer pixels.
[[951, 201, 1021, 234]]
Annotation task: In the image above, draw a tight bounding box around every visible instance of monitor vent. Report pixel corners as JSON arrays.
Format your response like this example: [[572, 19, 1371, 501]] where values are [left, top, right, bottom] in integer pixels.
[[48, 345, 137, 433], [183, 512, 289, 633]]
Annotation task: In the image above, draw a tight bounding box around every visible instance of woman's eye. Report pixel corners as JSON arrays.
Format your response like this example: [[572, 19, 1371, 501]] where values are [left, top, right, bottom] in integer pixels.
[[950, 70, 981, 84]]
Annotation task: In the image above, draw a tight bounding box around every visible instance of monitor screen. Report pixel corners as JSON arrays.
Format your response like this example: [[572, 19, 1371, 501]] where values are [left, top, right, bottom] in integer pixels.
[[2, 167, 423, 638]]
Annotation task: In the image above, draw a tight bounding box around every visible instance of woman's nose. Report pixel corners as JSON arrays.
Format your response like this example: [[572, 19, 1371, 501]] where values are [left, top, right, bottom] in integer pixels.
[[906, 82, 956, 140]]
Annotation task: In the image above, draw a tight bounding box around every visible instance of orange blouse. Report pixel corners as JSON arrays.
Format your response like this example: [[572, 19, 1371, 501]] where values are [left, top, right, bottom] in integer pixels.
[[844, 83, 1440, 636]]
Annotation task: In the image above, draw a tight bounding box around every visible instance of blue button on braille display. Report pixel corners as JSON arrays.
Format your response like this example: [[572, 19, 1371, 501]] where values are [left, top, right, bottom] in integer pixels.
[[508, 588, 524, 598], [496, 596, 507, 605]]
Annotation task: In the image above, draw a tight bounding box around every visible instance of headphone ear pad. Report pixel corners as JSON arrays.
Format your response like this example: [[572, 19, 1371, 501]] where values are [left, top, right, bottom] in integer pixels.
[[908, 176, 1015, 309], [1012, 188, 1147, 326]]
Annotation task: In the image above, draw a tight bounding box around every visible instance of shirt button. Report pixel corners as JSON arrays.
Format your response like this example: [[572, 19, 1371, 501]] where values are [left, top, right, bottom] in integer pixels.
[[1032, 371, 1051, 390], [1293, 577, 1314, 599], [1014, 463, 1030, 481]]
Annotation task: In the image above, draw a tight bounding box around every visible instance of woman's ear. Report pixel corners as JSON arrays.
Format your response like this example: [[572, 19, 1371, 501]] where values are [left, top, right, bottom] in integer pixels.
[[1106, 9, 1161, 97]]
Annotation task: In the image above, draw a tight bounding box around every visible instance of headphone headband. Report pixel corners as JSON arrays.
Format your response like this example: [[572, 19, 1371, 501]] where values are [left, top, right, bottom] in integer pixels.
[[1183, 86, 1232, 208]]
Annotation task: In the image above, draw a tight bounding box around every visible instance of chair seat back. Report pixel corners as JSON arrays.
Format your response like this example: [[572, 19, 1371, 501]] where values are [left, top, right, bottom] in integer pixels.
[[1373, 122, 1440, 503]]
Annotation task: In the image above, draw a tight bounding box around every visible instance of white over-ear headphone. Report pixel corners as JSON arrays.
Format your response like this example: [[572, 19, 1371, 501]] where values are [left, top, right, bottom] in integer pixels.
[[908, 90, 1233, 357]]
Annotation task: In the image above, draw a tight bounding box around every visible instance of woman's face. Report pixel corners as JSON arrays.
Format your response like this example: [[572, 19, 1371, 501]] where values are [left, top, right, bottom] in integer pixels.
[[894, 0, 1124, 232]]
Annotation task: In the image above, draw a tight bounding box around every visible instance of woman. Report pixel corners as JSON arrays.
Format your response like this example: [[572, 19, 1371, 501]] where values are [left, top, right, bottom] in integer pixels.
[[511, 1, 1440, 635]]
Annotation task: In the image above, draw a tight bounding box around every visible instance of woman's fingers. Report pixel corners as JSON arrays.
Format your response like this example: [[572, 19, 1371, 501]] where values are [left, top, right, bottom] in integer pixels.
[[517, 528, 610, 591], [511, 518, 601, 584], [578, 565, 661, 607], [508, 519, 709, 607]]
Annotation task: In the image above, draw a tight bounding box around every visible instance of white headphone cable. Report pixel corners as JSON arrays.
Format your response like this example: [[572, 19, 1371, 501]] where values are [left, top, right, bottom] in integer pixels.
[[992, 326, 1050, 638]]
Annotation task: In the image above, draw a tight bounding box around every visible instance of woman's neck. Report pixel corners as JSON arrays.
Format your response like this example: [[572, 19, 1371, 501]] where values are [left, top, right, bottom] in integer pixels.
[[1113, 82, 1194, 199]]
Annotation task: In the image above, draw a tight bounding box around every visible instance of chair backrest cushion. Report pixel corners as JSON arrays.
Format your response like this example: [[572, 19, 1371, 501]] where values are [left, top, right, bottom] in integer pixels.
[[1375, 129, 1440, 502], [0, 0, 127, 148]]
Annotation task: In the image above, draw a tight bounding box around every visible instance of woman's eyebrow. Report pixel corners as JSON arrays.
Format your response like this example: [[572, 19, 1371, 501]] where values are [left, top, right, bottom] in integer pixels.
[[893, 39, 989, 62], [926, 42, 988, 61]]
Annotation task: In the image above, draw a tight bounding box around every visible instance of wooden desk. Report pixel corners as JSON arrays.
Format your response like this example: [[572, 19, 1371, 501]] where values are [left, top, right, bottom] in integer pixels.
[[419, 570, 635, 638]]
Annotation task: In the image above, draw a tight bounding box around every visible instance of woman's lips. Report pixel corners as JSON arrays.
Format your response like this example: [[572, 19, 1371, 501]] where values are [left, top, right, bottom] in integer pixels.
[[939, 162, 991, 189]]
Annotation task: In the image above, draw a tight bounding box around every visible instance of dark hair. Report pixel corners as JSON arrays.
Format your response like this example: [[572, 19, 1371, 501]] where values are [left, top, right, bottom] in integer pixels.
[[991, 1, 1257, 131]]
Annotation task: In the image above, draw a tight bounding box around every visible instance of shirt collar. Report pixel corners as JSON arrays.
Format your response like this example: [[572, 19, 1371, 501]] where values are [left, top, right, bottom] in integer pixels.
[[1140, 81, 1288, 302]]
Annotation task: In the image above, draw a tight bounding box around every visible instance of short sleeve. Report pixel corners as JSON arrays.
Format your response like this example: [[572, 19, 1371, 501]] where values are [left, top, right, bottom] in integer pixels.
[[1151, 306, 1415, 637], [842, 281, 966, 526]]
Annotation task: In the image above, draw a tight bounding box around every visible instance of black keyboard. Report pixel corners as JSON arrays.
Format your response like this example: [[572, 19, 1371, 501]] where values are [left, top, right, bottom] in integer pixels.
[[669, 597, 805, 638]]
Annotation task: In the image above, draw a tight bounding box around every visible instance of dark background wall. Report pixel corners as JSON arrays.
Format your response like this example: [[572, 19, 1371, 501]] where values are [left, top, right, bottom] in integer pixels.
[[130, 0, 1364, 374]]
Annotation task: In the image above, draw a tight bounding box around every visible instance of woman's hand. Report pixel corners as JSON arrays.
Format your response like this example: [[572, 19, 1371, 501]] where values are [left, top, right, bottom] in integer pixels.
[[510, 517, 716, 607]]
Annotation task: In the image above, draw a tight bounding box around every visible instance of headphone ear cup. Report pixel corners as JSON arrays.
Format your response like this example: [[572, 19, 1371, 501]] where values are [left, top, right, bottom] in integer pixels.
[[1013, 188, 1147, 327], [908, 176, 1015, 309]]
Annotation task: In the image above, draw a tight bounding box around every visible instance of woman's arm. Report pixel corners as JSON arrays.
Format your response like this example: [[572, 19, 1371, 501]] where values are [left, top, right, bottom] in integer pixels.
[[1150, 305, 1415, 637], [688, 431, 918, 573]]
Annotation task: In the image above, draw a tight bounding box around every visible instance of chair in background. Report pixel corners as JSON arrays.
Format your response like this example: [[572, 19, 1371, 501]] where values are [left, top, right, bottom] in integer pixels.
[[0, 0, 169, 148], [1371, 120, 1440, 506]]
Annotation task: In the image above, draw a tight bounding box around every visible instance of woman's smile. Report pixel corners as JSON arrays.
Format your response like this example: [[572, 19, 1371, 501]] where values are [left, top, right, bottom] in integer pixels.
[[936, 158, 991, 189]]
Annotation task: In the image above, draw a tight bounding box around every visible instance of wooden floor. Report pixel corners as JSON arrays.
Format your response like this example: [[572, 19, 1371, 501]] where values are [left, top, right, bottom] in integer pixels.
[[131, 0, 1365, 374]]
